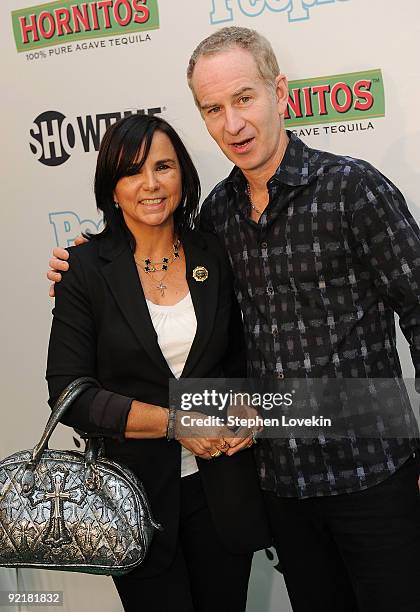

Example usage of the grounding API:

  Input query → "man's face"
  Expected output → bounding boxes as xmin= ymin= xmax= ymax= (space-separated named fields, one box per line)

xmin=191 ymin=46 xmax=288 ymax=176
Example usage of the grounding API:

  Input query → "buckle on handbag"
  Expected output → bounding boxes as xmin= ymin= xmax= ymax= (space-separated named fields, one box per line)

xmin=21 ymin=461 xmax=36 ymax=495
xmin=84 ymin=464 xmax=101 ymax=491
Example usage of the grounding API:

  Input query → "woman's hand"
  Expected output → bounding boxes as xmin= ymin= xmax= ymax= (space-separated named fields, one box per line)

xmin=176 ymin=406 xmax=260 ymax=458
xmin=175 ymin=411 xmax=234 ymax=458
xmin=222 ymin=404 xmax=262 ymax=456
xmin=178 ymin=437 xmax=230 ymax=460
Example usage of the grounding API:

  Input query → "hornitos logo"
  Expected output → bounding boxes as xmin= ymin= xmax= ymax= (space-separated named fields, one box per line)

xmin=12 ymin=0 xmax=159 ymax=52
xmin=285 ymin=69 xmax=385 ymax=129
xmin=30 ymin=107 xmax=163 ymax=166
xmin=210 ymin=0 xmax=350 ymax=24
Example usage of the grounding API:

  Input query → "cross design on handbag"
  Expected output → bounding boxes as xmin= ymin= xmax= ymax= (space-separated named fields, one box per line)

xmin=29 ymin=469 xmax=85 ymax=548
xmin=106 ymin=477 xmax=122 ymax=499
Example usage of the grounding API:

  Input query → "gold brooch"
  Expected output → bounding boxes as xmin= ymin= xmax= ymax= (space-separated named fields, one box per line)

xmin=192 ymin=266 xmax=208 ymax=282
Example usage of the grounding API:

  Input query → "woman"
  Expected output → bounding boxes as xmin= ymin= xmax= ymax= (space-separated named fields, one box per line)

xmin=46 ymin=114 xmax=270 ymax=612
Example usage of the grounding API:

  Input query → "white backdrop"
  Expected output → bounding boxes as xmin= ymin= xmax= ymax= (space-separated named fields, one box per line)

xmin=1 ymin=1 xmax=420 ymax=610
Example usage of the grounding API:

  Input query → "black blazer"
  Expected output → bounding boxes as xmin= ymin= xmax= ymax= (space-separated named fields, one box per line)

xmin=46 ymin=228 xmax=270 ymax=576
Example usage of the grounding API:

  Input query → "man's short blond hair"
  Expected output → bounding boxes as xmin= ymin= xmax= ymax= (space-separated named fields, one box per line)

xmin=187 ymin=26 xmax=281 ymax=105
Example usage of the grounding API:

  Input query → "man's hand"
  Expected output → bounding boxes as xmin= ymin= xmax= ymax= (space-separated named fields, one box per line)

xmin=47 ymin=235 xmax=87 ymax=296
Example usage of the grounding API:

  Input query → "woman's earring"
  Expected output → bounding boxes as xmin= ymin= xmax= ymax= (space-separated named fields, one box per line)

xmin=114 ymin=201 xmax=119 ymax=209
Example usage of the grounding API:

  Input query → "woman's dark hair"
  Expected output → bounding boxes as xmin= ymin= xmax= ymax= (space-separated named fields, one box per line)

xmin=93 ymin=114 xmax=201 ymax=247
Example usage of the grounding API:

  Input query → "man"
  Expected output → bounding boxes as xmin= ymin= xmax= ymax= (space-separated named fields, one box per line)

xmin=48 ymin=27 xmax=420 ymax=612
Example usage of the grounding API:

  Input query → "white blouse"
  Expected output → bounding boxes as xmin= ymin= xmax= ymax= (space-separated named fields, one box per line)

xmin=146 ymin=293 xmax=198 ymax=478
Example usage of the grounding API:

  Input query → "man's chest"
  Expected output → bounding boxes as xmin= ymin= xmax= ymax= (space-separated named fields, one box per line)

xmin=217 ymin=203 xmax=358 ymax=292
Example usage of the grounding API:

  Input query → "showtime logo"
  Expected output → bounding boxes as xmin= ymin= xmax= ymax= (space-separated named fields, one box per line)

xmin=30 ymin=107 xmax=163 ymax=166
xmin=210 ymin=0 xmax=350 ymax=24
xmin=12 ymin=0 xmax=159 ymax=52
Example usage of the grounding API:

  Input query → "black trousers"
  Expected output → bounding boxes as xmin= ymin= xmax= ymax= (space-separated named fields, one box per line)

xmin=113 ymin=472 xmax=253 ymax=612
xmin=264 ymin=454 xmax=420 ymax=612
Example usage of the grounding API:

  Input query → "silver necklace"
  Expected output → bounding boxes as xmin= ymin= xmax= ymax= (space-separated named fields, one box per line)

xmin=246 ymin=183 xmax=261 ymax=215
xmin=134 ymin=240 xmax=181 ymax=297
xmin=134 ymin=239 xmax=180 ymax=272
xmin=153 ymin=276 xmax=168 ymax=297
xmin=137 ymin=267 xmax=169 ymax=297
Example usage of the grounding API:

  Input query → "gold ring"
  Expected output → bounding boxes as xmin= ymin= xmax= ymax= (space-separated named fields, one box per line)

xmin=210 ymin=450 xmax=222 ymax=458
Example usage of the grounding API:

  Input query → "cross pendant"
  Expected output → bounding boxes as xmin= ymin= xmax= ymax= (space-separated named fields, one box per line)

xmin=157 ymin=281 xmax=167 ymax=297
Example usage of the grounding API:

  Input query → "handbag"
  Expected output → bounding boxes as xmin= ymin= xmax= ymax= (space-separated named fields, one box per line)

xmin=0 ymin=377 xmax=162 ymax=576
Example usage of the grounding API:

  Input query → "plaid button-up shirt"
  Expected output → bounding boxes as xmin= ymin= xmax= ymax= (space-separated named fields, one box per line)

xmin=199 ymin=131 xmax=420 ymax=498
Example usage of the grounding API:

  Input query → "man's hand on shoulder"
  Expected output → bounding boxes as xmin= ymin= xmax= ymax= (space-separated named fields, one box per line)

xmin=47 ymin=235 xmax=87 ymax=297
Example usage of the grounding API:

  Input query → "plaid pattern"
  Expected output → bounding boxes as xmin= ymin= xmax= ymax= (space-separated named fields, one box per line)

xmin=199 ymin=131 xmax=420 ymax=498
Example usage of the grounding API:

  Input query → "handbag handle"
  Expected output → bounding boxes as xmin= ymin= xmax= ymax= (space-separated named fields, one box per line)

xmin=22 ymin=377 xmax=99 ymax=494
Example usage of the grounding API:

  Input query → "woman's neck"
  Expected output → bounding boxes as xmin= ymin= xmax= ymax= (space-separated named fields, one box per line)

xmin=132 ymin=223 xmax=177 ymax=259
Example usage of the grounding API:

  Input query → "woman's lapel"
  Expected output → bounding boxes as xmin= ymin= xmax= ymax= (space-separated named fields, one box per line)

xmin=97 ymin=230 xmax=219 ymax=380
xmin=99 ymin=237 xmax=174 ymax=378
xmin=181 ymin=232 xmax=219 ymax=378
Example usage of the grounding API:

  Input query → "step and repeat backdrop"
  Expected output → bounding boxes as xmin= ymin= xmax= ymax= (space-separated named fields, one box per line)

xmin=1 ymin=1 xmax=420 ymax=610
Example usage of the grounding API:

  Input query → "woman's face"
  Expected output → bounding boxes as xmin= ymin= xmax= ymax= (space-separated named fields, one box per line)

xmin=114 ymin=130 xmax=183 ymax=233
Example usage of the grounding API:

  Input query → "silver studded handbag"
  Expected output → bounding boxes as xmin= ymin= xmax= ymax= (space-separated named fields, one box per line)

xmin=0 ymin=377 xmax=162 ymax=576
